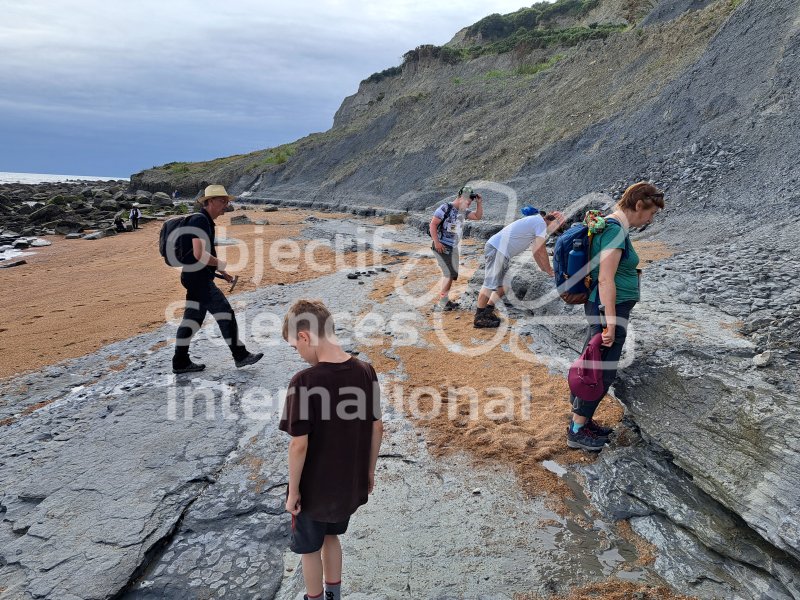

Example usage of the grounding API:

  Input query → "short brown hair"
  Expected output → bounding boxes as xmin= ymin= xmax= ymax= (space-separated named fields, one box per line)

xmin=282 ymin=299 xmax=335 ymax=341
xmin=617 ymin=182 xmax=665 ymax=212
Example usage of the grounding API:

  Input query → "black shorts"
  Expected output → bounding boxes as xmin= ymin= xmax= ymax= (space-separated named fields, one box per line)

xmin=290 ymin=511 xmax=350 ymax=554
xmin=432 ymin=242 xmax=459 ymax=280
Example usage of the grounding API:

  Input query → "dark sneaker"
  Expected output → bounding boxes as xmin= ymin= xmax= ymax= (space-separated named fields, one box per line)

xmin=172 ymin=361 xmax=206 ymax=374
xmin=566 ymin=424 xmax=607 ymax=452
xmin=235 ymin=352 xmax=264 ymax=368
xmin=442 ymin=300 xmax=460 ymax=311
xmin=585 ymin=419 xmax=613 ymax=439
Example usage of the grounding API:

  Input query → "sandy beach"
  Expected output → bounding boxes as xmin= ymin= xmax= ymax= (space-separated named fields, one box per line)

xmin=0 ymin=208 xmax=359 ymax=379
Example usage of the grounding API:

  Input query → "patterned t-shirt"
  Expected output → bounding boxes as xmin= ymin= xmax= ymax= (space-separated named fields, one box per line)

xmin=433 ymin=203 xmax=473 ymax=247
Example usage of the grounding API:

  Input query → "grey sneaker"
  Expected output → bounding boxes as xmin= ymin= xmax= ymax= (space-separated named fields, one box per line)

xmin=566 ymin=424 xmax=606 ymax=452
xmin=235 ymin=352 xmax=264 ymax=368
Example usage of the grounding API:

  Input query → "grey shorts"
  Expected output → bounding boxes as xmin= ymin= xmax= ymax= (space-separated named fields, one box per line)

xmin=482 ymin=243 xmax=510 ymax=290
xmin=432 ymin=242 xmax=459 ymax=280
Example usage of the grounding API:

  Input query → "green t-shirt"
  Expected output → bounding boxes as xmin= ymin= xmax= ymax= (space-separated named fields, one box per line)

xmin=588 ymin=221 xmax=640 ymax=303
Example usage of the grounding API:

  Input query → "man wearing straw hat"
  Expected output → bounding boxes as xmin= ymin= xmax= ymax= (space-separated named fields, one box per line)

xmin=172 ymin=184 xmax=263 ymax=374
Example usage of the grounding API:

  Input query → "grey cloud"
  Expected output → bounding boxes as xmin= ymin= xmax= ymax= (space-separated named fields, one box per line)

xmin=1 ymin=0 xmax=531 ymax=173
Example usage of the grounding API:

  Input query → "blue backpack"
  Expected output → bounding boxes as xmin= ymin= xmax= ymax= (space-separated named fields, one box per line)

xmin=553 ymin=215 xmax=628 ymax=304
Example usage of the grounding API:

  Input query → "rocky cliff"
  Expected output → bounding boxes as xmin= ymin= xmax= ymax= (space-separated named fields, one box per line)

xmin=130 ymin=0 xmax=800 ymax=597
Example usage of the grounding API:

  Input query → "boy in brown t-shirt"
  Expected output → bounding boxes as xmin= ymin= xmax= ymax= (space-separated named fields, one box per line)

xmin=279 ymin=299 xmax=383 ymax=600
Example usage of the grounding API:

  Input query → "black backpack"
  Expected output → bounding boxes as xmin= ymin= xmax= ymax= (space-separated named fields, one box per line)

xmin=158 ymin=215 xmax=205 ymax=267
xmin=427 ymin=203 xmax=454 ymax=238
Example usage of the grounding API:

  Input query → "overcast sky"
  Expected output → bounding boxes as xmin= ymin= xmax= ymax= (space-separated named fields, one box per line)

xmin=1 ymin=0 xmax=532 ymax=177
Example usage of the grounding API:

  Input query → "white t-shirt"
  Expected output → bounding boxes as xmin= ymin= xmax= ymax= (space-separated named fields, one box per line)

xmin=487 ymin=215 xmax=547 ymax=258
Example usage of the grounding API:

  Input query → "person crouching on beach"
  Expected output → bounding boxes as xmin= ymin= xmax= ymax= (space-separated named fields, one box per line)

xmin=429 ymin=185 xmax=483 ymax=310
xmin=474 ymin=208 xmax=565 ymax=328
xmin=171 ymin=184 xmax=263 ymax=374
xmin=280 ymin=299 xmax=383 ymax=600
xmin=567 ymin=182 xmax=664 ymax=451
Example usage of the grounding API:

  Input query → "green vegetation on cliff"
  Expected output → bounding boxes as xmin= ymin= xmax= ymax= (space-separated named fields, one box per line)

xmin=467 ymin=0 xmax=600 ymax=40
xmin=362 ymin=0 xmax=624 ymax=85
xmin=255 ymin=144 xmax=297 ymax=167
xmin=151 ymin=143 xmax=297 ymax=177
xmin=466 ymin=22 xmax=625 ymax=56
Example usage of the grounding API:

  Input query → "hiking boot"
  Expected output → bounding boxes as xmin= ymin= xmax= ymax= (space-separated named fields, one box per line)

xmin=474 ymin=314 xmax=501 ymax=328
xmin=172 ymin=360 xmax=206 ymax=375
xmin=585 ymin=419 xmax=613 ymax=439
xmin=235 ymin=351 xmax=264 ymax=368
xmin=566 ymin=424 xmax=607 ymax=452
xmin=484 ymin=305 xmax=500 ymax=319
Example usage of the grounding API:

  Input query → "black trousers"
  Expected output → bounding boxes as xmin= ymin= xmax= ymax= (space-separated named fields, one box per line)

xmin=570 ymin=299 xmax=637 ymax=418
xmin=173 ymin=275 xmax=247 ymax=364
xmin=131 ymin=216 xmax=139 ymax=229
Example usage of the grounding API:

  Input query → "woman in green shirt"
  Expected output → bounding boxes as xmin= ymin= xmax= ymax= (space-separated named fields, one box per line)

xmin=568 ymin=182 xmax=665 ymax=452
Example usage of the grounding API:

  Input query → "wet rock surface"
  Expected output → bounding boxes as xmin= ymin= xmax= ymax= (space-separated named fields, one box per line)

xmin=0 ymin=279 xmax=304 ymax=598
xmin=122 ymin=433 xmax=290 ymax=600
xmin=582 ymin=430 xmax=800 ymax=599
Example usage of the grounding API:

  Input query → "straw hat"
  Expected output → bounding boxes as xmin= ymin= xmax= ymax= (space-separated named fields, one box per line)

xmin=199 ymin=184 xmax=235 ymax=202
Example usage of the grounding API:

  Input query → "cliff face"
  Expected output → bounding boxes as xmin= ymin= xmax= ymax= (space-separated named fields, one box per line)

xmin=131 ymin=0 xmax=800 ymax=596
xmin=132 ymin=0 xmax=723 ymax=209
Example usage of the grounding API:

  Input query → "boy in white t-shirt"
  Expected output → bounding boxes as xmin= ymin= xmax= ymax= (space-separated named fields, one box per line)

xmin=474 ymin=210 xmax=564 ymax=328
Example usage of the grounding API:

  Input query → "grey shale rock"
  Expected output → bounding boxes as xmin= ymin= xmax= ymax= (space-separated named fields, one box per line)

xmin=0 ymin=259 xmax=27 ymax=269
xmin=230 ymin=214 xmax=253 ymax=225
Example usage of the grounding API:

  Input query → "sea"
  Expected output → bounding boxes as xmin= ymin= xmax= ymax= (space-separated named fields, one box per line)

xmin=0 ymin=171 xmax=129 ymax=185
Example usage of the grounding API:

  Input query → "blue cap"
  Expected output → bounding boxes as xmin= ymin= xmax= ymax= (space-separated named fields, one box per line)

xmin=521 ymin=205 xmax=538 ymax=216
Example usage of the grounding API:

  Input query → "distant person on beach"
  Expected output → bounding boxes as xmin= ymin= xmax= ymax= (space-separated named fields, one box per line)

xmin=171 ymin=184 xmax=263 ymax=374
xmin=566 ymin=182 xmax=664 ymax=451
xmin=280 ymin=299 xmax=383 ymax=600
xmin=129 ymin=204 xmax=141 ymax=230
xmin=474 ymin=209 xmax=565 ymax=328
xmin=172 ymin=189 xmax=179 ymax=200
xmin=114 ymin=214 xmax=126 ymax=233
xmin=429 ymin=185 xmax=483 ymax=310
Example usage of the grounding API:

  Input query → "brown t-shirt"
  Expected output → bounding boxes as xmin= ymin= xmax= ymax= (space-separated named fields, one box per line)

xmin=279 ymin=357 xmax=381 ymax=522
